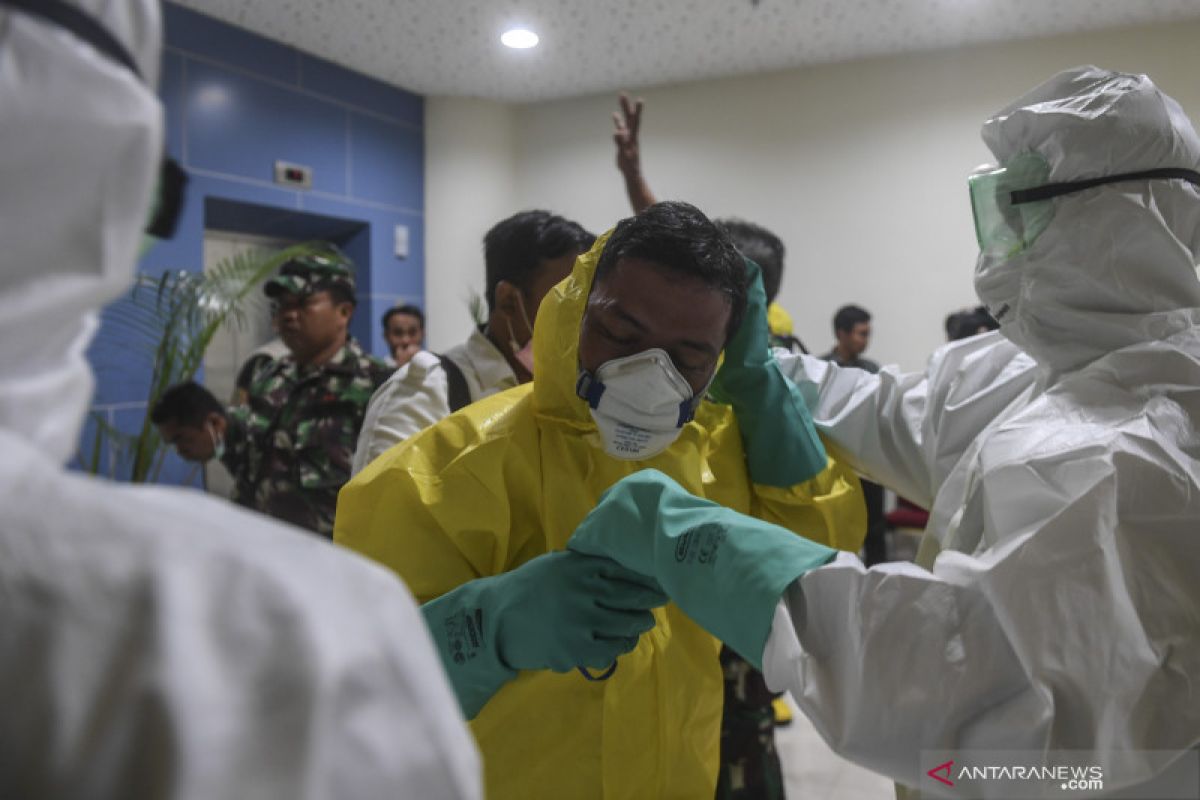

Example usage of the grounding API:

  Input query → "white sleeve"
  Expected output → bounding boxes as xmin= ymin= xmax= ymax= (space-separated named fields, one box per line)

xmin=775 ymin=335 xmax=1037 ymax=508
xmin=760 ymin=449 xmax=1200 ymax=792
xmin=353 ymin=351 xmax=451 ymax=475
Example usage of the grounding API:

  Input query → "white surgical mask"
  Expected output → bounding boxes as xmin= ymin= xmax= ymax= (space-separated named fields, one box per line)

xmin=576 ymin=348 xmax=705 ymax=460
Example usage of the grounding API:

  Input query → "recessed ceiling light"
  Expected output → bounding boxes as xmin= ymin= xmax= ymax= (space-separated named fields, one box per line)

xmin=501 ymin=28 xmax=539 ymax=49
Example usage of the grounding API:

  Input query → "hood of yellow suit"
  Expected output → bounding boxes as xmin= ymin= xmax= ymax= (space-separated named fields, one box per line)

xmin=530 ymin=230 xmax=612 ymax=430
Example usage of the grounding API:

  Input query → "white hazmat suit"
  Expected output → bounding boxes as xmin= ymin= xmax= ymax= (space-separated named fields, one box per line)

xmin=761 ymin=67 xmax=1200 ymax=795
xmin=0 ymin=2 xmax=480 ymax=797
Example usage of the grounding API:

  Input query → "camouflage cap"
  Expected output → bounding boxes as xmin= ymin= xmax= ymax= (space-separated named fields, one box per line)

xmin=265 ymin=247 xmax=357 ymax=299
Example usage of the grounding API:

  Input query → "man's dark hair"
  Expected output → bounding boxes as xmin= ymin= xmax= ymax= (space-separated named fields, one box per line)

xmin=716 ymin=218 xmax=785 ymax=304
xmin=484 ymin=210 xmax=596 ymax=311
xmin=150 ymin=381 xmax=224 ymax=427
xmin=596 ymin=201 xmax=748 ymax=343
xmin=833 ymin=304 xmax=872 ymax=334
xmin=945 ymin=305 xmax=999 ymax=341
xmin=382 ymin=303 xmax=425 ymax=331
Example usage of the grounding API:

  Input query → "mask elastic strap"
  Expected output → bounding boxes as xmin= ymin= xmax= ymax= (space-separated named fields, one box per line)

xmin=207 ymin=422 xmax=224 ymax=460
xmin=676 ymin=400 xmax=697 ymax=427
xmin=1011 ymin=167 xmax=1200 ymax=205
xmin=575 ymin=370 xmax=606 ymax=408
xmin=2 ymin=0 xmax=142 ymax=80
xmin=514 ymin=293 xmax=534 ymax=342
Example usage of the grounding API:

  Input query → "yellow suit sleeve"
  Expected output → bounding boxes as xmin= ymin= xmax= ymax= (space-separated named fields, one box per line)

xmin=334 ymin=409 xmax=543 ymax=603
xmin=751 ymin=444 xmax=868 ymax=554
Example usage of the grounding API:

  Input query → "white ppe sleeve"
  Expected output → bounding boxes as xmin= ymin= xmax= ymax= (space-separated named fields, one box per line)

xmin=761 ymin=449 xmax=1200 ymax=794
xmin=774 ymin=335 xmax=1037 ymax=509
xmin=352 ymin=350 xmax=451 ymax=475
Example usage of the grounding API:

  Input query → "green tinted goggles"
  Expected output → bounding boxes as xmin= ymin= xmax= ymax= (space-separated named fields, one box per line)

xmin=969 ymin=152 xmax=1200 ymax=259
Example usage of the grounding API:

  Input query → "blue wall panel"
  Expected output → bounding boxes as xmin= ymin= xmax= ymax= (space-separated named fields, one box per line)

xmin=83 ymin=2 xmax=425 ymax=485
xmin=186 ymin=62 xmax=349 ymax=194
xmin=162 ymin=3 xmax=298 ymax=84
xmin=300 ymin=55 xmax=423 ymax=126
xmin=161 ymin=50 xmax=185 ymax=159
xmin=349 ymin=112 xmax=424 ymax=210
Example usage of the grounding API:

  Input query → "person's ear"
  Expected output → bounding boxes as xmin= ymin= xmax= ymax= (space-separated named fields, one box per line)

xmin=205 ymin=412 xmax=227 ymax=437
xmin=337 ymin=301 xmax=354 ymax=324
xmin=494 ymin=280 xmax=522 ymax=316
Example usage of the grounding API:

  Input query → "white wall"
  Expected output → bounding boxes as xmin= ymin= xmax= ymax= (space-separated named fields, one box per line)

xmin=427 ymin=21 xmax=1200 ymax=370
xmin=423 ymin=97 xmax=517 ymax=350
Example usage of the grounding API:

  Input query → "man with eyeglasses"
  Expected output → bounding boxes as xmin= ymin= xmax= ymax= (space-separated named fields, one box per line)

xmin=154 ymin=249 xmax=393 ymax=536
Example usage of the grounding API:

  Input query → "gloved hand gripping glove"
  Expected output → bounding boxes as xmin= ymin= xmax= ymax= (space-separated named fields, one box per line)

xmin=709 ymin=257 xmax=827 ymax=486
xmin=568 ymin=469 xmax=836 ymax=670
xmin=421 ymin=551 xmax=667 ymax=719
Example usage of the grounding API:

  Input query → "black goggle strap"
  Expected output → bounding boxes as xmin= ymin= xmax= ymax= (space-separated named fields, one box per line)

xmin=2 ymin=0 xmax=142 ymax=81
xmin=146 ymin=158 xmax=188 ymax=239
xmin=1011 ymin=167 xmax=1200 ymax=205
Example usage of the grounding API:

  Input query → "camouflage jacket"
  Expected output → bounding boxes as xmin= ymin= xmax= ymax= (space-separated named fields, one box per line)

xmin=221 ymin=338 xmax=393 ymax=537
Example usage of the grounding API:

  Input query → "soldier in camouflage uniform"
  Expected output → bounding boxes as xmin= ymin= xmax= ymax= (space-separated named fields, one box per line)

xmin=154 ymin=249 xmax=392 ymax=537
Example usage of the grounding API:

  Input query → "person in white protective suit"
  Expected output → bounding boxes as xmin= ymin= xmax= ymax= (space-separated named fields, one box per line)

xmin=570 ymin=66 xmax=1200 ymax=797
xmin=0 ymin=2 xmax=483 ymax=796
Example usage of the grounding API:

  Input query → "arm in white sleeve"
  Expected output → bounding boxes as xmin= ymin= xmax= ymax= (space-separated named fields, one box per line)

xmin=352 ymin=351 xmax=451 ymax=475
xmin=759 ymin=450 xmax=1199 ymax=793
xmin=774 ymin=334 xmax=1038 ymax=508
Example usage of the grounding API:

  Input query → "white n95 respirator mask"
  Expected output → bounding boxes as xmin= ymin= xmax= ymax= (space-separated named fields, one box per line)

xmin=576 ymin=348 xmax=705 ymax=461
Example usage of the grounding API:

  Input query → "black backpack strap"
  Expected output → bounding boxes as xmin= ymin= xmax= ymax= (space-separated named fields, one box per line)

xmin=438 ymin=354 xmax=472 ymax=413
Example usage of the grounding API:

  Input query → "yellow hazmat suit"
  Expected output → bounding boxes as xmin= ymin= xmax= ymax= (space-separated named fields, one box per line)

xmin=335 ymin=234 xmax=865 ymax=799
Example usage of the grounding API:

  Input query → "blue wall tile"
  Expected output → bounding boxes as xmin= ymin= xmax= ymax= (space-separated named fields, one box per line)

xmin=349 ymin=112 xmax=424 ymax=210
xmin=161 ymin=51 xmax=185 ymax=159
xmin=185 ymin=61 xmax=348 ymax=193
xmin=300 ymin=55 xmax=423 ymax=126
xmin=163 ymin=3 xmax=298 ymax=85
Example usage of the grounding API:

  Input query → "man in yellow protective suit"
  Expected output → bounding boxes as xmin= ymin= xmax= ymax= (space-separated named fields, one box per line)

xmin=335 ymin=201 xmax=865 ymax=799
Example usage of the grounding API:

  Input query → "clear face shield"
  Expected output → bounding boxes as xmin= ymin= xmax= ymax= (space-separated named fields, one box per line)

xmin=969 ymin=151 xmax=1200 ymax=262
xmin=968 ymin=152 xmax=1055 ymax=261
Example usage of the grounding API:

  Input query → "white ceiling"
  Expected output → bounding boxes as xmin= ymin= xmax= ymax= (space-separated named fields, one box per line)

xmin=172 ymin=0 xmax=1200 ymax=102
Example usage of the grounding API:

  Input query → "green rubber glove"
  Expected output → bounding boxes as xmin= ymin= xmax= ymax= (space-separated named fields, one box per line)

xmin=710 ymin=257 xmax=827 ymax=486
xmin=421 ymin=551 xmax=668 ymax=719
xmin=568 ymin=469 xmax=836 ymax=670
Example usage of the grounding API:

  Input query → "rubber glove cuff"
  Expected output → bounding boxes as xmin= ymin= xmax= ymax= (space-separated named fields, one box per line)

xmin=570 ymin=469 xmax=837 ymax=669
xmin=421 ymin=579 xmax=517 ymax=720
xmin=714 ymin=358 xmax=828 ymax=487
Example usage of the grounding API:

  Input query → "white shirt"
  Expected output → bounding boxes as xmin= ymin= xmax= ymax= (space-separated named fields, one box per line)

xmin=352 ymin=327 xmax=518 ymax=474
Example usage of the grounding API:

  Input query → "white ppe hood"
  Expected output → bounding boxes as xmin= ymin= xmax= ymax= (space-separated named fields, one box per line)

xmin=975 ymin=66 xmax=1200 ymax=374
xmin=0 ymin=0 xmax=161 ymax=463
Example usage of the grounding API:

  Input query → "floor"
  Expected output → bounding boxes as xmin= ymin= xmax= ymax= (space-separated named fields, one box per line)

xmin=776 ymin=694 xmax=894 ymax=799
